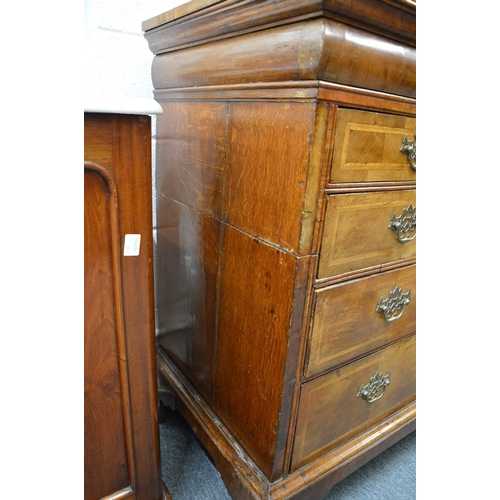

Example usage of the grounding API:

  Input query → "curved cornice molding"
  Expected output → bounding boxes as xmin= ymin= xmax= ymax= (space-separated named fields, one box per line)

xmin=151 ymin=18 xmax=415 ymax=98
xmin=143 ymin=0 xmax=415 ymax=53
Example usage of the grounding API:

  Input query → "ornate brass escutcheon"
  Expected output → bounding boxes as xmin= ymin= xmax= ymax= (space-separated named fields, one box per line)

xmin=388 ymin=203 xmax=416 ymax=244
xmin=376 ymin=286 xmax=411 ymax=322
xmin=400 ymin=135 xmax=416 ymax=171
xmin=357 ymin=371 xmax=391 ymax=403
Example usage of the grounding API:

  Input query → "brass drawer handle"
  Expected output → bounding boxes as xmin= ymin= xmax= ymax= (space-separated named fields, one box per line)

xmin=376 ymin=286 xmax=411 ymax=323
xmin=357 ymin=371 xmax=391 ymax=403
xmin=388 ymin=203 xmax=416 ymax=244
xmin=400 ymin=135 xmax=416 ymax=171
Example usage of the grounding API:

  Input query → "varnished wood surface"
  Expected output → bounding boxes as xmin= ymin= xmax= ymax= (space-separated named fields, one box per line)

xmin=153 ymin=81 xmax=416 ymax=119
xmin=157 ymin=348 xmax=415 ymax=500
xmin=225 ymin=102 xmax=316 ymax=254
xmin=318 ymin=190 xmax=416 ymax=278
xmin=156 ymin=100 xmax=327 ymax=256
xmin=330 ymin=108 xmax=417 ymax=183
xmin=151 ymin=18 xmax=415 ymax=98
xmin=84 ymin=168 xmax=130 ymax=499
xmin=143 ymin=0 xmax=415 ymax=50
xmin=318 ymin=82 xmax=416 ymax=116
xmin=215 ymin=224 xmax=298 ymax=478
xmin=84 ymin=113 xmax=163 ymax=500
xmin=146 ymin=0 xmax=416 ymax=497
xmin=143 ymin=0 xmax=223 ymax=30
xmin=275 ymin=404 xmax=415 ymax=499
xmin=155 ymin=198 xmax=220 ymax=406
xmin=306 ymin=264 xmax=416 ymax=377
xmin=292 ymin=335 xmax=416 ymax=471
xmin=155 ymin=101 xmax=227 ymax=219
xmin=157 ymin=348 xmax=270 ymax=500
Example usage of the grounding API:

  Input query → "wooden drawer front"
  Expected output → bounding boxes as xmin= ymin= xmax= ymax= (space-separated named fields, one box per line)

xmin=291 ymin=335 xmax=415 ymax=472
xmin=305 ymin=265 xmax=415 ymax=377
xmin=318 ymin=190 xmax=416 ymax=279
xmin=330 ymin=108 xmax=416 ymax=183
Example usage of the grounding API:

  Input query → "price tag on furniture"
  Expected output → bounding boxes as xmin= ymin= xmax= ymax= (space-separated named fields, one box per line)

xmin=124 ymin=234 xmax=141 ymax=256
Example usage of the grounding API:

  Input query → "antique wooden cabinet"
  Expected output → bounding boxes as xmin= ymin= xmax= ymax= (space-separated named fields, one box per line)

xmin=84 ymin=112 xmax=169 ymax=500
xmin=144 ymin=1 xmax=416 ymax=498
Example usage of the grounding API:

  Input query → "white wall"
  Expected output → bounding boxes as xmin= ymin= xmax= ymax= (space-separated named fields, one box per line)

xmin=84 ymin=0 xmax=188 ymax=101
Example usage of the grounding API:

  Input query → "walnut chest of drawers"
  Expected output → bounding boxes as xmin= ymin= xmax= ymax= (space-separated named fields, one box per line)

xmin=144 ymin=1 xmax=416 ymax=498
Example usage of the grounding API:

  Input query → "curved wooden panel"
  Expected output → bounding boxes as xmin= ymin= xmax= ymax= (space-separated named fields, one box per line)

xmin=151 ymin=18 xmax=415 ymax=98
xmin=143 ymin=0 xmax=415 ymax=51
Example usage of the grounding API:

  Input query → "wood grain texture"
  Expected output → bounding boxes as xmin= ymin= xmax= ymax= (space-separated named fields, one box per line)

xmin=330 ymin=108 xmax=417 ymax=183
xmin=84 ymin=113 xmax=163 ymax=500
xmin=306 ymin=264 xmax=416 ymax=377
xmin=153 ymin=82 xmax=416 ymax=118
xmin=215 ymin=225 xmax=298 ymax=479
xmin=150 ymin=18 xmax=415 ymax=98
xmin=157 ymin=349 xmax=270 ymax=500
xmin=320 ymin=20 xmax=415 ymax=98
xmin=273 ymin=403 xmax=415 ymax=499
xmin=155 ymin=101 xmax=227 ymax=219
xmin=155 ymin=197 xmax=220 ymax=406
xmin=318 ymin=190 xmax=416 ymax=278
xmin=84 ymin=168 xmax=130 ymax=499
xmin=158 ymin=347 xmax=415 ymax=500
xmin=224 ymin=102 xmax=316 ymax=254
xmin=151 ymin=21 xmax=307 ymax=89
xmin=144 ymin=0 xmax=415 ymax=50
xmin=145 ymin=0 xmax=416 ymax=496
xmin=318 ymin=82 xmax=416 ymax=117
xmin=143 ymin=0 xmax=224 ymax=31
xmin=291 ymin=334 xmax=416 ymax=471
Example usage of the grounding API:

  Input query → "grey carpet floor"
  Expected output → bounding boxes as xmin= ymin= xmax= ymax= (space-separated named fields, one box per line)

xmin=159 ymin=407 xmax=416 ymax=500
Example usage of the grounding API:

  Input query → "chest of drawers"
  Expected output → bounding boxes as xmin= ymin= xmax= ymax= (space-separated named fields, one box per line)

xmin=144 ymin=1 xmax=416 ymax=498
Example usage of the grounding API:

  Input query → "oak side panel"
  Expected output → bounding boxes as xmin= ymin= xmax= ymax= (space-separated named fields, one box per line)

xmin=155 ymin=197 xmax=220 ymax=406
xmin=84 ymin=169 xmax=130 ymax=499
xmin=318 ymin=190 xmax=416 ymax=278
xmin=215 ymin=225 xmax=298 ymax=479
xmin=155 ymin=101 xmax=227 ymax=219
xmin=224 ymin=102 xmax=316 ymax=254
xmin=291 ymin=334 xmax=416 ymax=471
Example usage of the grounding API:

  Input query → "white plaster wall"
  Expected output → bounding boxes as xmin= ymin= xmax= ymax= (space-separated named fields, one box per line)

xmin=84 ymin=0 xmax=188 ymax=101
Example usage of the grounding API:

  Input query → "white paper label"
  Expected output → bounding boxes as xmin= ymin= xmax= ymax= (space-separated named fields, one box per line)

xmin=124 ymin=234 xmax=141 ymax=256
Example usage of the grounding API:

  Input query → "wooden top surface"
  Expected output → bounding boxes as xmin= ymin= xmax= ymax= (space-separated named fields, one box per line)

xmin=142 ymin=0 xmax=416 ymax=32
xmin=143 ymin=0 xmax=224 ymax=31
